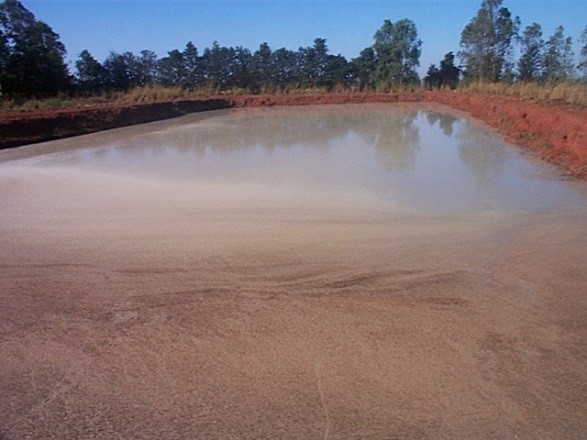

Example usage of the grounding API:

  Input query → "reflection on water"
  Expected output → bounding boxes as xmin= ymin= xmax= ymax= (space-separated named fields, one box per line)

xmin=426 ymin=112 xmax=457 ymax=137
xmin=1 ymin=104 xmax=585 ymax=215
xmin=457 ymin=122 xmax=507 ymax=185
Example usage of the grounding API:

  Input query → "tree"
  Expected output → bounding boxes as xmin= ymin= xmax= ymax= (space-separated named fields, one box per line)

xmin=0 ymin=26 xmax=8 ymax=95
xmin=182 ymin=42 xmax=202 ymax=88
xmin=137 ymin=49 xmax=158 ymax=86
xmin=202 ymin=42 xmax=235 ymax=89
xmin=252 ymin=42 xmax=273 ymax=90
xmin=271 ymin=47 xmax=299 ymax=90
xmin=298 ymin=38 xmax=330 ymax=87
xmin=439 ymin=52 xmax=460 ymax=88
xmin=103 ymin=51 xmax=142 ymax=90
xmin=0 ymin=0 xmax=70 ymax=96
xmin=158 ymin=49 xmax=185 ymax=87
xmin=351 ymin=47 xmax=376 ymax=90
xmin=543 ymin=26 xmax=574 ymax=82
xmin=322 ymin=54 xmax=351 ymax=89
xmin=75 ymin=49 xmax=107 ymax=92
xmin=232 ymin=46 xmax=253 ymax=89
xmin=372 ymin=19 xmax=422 ymax=87
xmin=0 ymin=25 xmax=7 ymax=68
xmin=423 ymin=52 xmax=460 ymax=89
xmin=459 ymin=0 xmax=519 ymax=82
xmin=518 ymin=23 xmax=544 ymax=81
xmin=579 ymin=26 xmax=587 ymax=82
xmin=424 ymin=64 xmax=441 ymax=89
xmin=424 ymin=52 xmax=460 ymax=89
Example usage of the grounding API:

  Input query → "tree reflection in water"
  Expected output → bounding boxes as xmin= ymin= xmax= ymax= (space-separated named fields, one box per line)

xmin=74 ymin=105 xmax=422 ymax=174
xmin=426 ymin=112 xmax=457 ymax=137
xmin=456 ymin=120 xmax=507 ymax=185
xmin=355 ymin=109 xmax=420 ymax=171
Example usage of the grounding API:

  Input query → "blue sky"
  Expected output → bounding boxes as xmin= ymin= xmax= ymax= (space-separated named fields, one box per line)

xmin=25 ymin=0 xmax=587 ymax=76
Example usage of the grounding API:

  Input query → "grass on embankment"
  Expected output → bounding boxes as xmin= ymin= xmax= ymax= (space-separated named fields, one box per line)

xmin=1 ymin=81 xmax=586 ymax=112
xmin=0 ymin=84 xmax=340 ymax=112
xmin=0 ymin=86 xmax=213 ymax=112
xmin=457 ymin=81 xmax=587 ymax=108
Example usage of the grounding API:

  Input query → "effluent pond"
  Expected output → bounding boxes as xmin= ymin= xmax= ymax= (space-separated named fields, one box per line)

xmin=1 ymin=104 xmax=585 ymax=220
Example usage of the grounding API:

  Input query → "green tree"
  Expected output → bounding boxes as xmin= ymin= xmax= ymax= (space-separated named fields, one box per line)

xmin=298 ymin=38 xmax=330 ymax=87
xmin=439 ymin=52 xmax=460 ymax=88
xmin=158 ymin=49 xmax=185 ymax=87
xmin=424 ymin=64 xmax=441 ymax=89
xmin=0 ymin=25 xmax=7 ymax=68
xmin=137 ymin=49 xmax=158 ymax=86
xmin=459 ymin=0 xmax=519 ymax=82
xmin=103 ymin=51 xmax=142 ymax=90
xmin=252 ymin=42 xmax=273 ymax=90
xmin=202 ymin=42 xmax=235 ymax=89
xmin=182 ymin=42 xmax=202 ymax=88
xmin=0 ymin=22 xmax=12 ymax=95
xmin=518 ymin=23 xmax=544 ymax=81
xmin=322 ymin=54 xmax=351 ymax=90
xmin=0 ymin=0 xmax=70 ymax=96
xmin=372 ymin=19 xmax=422 ymax=87
xmin=271 ymin=47 xmax=299 ymax=90
xmin=543 ymin=26 xmax=574 ymax=82
xmin=232 ymin=46 xmax=253 ymax=89
xmin=424 ymin=52 xmax=460 ymax=89
xmin=579 ymin=25 xmax=587 ymax=81
xmin=75 ymin=49 xmax=107 ymax=92
xmin=351 ymin=47 xmax=376 ymax=90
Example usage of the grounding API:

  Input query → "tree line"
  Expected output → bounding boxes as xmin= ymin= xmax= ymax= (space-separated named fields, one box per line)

xmin=456 ymin=0 xmax=585 ymax=84
xmin=0 ymin=0 xmax=586 ymax=98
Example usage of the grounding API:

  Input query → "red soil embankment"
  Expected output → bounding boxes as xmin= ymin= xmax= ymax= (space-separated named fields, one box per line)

xmin=0 ymin=98 xmax=231 ymax=149
xmin=425 ymin=92 xmax=587 ymax=180
xmin=1 ymin=92 xmax=585 ymax=179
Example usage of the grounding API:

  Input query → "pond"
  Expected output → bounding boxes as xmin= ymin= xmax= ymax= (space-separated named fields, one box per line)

xmin=1 ymin=104 xmax=584 ymax=221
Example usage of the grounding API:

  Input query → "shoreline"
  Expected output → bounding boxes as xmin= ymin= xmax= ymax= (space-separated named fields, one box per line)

xmin=0 ymin=91 xmax=585 ymax=179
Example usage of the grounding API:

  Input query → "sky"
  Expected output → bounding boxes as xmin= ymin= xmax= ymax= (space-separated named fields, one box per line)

xmin=24 ymin=0 xmax=587 ymax=77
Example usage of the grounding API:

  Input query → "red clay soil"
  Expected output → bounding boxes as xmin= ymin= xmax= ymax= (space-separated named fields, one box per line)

xmin=1 ymin=91 xmax=586 ymax=179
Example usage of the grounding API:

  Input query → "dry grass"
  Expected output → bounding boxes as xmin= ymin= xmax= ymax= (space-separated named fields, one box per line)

xmin=2 ymin=81 xmax=587 ymax=112
xmin=108 ymin=85 xmax=211 ymax=103
xmin=0 ymin=86 xmax=219 ymax=112
xmin=0 ymin=93 xmax=80 ymax=111
xmin=458 ymin=81 xmax=587 ymax=108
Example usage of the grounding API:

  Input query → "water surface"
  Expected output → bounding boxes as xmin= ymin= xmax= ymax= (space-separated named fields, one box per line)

xmin=1 ymin=104 xmax=585 ymax=217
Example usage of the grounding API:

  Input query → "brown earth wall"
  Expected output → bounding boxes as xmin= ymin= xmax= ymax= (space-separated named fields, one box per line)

xmin=0 ymin=92 xmax=585 ymax=179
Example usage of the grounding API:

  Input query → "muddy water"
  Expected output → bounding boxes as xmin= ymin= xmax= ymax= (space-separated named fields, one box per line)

xmin=1 ymin=104 xmax=586 ymax=439
xmin=1 ymin=104 xmax=584 ymax=216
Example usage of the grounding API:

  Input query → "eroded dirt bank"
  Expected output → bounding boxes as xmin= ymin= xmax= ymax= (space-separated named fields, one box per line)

xmin=1 ymin=91 xmax=586 ymax=179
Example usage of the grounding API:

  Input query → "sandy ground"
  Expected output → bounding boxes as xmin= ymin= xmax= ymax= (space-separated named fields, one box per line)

xmin=1 ymin=159 xmax=586 ymax=439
